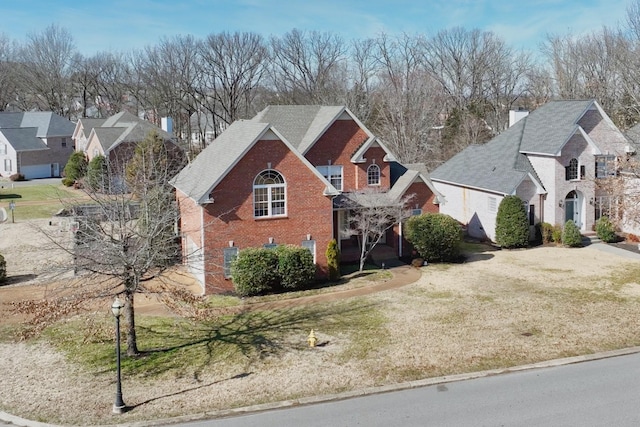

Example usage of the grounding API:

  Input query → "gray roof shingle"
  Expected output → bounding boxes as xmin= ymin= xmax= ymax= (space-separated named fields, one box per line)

xmin=0 ymin=112 xmax=75 ymax=137
xmin=171 ymin=120 xmax=339 ymax=204
xmin=431 ymin=118 xmax=540 ymax=195
xmin=0 ymin=128 xmax=48 ymax=151
xmin=251 ymin=105 xmax=347 ymax=153
xmin=520 ymin=100 xmax=594 ymax=155
xmin=431 ymin=100 xmax=601 ymax=195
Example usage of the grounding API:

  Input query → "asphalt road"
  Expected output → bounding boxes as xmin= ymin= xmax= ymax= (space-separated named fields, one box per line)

xmin=178 ymin=351 xmax=640 ymax=427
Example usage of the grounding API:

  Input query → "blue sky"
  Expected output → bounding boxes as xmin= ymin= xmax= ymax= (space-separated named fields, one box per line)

xmin=0 ymin=0 xmax=633 ymax=55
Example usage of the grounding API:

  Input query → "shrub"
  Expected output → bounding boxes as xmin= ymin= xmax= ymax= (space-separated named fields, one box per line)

xmin=62 ymin=151 xmax=88 ymax=187
xmin=595 ymin=216 xmax=617 ymax=243
xmin=9 ymin=173 xmax=25 ymax=181
xmin=405 ymin=213 xmax=462 ymax=262
xmin=540 ymin=222 xmax=554 ymax=244
xmin=562 ymin=220 xmax=583 ymax=247
xmin=231 ymin=248 xmax=279 ymax=297
xmin=275 ymin=245 xmax=316 ymax=290
xmin=495 ymin=195 xmax=529 ymax=248
xmin=551 ymin=224 xmax=563 ymax=244
xmin=326 ymin=239 xmax=340 ymax=281
xmin=86 ymin=155 xmax=108 ymax=192
xmin=0 ymin=253 xmax=5 ymax=283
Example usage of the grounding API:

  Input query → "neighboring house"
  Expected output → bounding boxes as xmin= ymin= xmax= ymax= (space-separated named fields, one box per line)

xmin=0 ymin=112 xmax=75 ymax=179
xmin=72 ymin=111 xmax=177 ymax=163
xmin=431 ymin=99 xmax=632 ymax=242
xmin=171 ymin=105 xmax=441 ymax=294
xmin=188 ymin=112 xmax=220 ymax=148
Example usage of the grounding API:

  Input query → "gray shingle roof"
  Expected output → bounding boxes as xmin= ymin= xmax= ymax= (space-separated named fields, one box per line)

xmin=251 ymin=105 xmax=347 ymax=154
xmin=520 ymin=100 xmax=594 ymax=155
xmin=431 ymin=118 xmax=541 ymax=195
xmin=171 ymin=120 xmax=339 ymax=204
xmin=88 ymin=111 xmax=173 ymax=153
xmin=0 ymin=128 xmax=48 ymax=151
xmin=0 ymin=112 xmax=75 ymax=137
xmin=431 ymin=100 xmax=601 ymax=195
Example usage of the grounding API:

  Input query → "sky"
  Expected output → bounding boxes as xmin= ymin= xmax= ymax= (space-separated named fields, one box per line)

xmin=0 ymin=0 xmax=634 ymax=55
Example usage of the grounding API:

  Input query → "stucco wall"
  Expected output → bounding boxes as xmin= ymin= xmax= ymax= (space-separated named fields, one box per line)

xmin=434 ymin=181 xmax=503 ymax=241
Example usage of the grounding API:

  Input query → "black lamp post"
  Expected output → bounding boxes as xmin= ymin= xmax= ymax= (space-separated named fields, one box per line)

xmin=111 ymin=297 xmax=126 ymax=414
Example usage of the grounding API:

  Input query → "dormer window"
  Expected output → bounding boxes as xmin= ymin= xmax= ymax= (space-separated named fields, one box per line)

xmin=367 ymin=163 xmax=380 ymax=186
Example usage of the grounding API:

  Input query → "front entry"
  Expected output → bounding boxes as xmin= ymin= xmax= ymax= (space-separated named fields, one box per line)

xmin=564 ymin=190 xmax=583 ymax=229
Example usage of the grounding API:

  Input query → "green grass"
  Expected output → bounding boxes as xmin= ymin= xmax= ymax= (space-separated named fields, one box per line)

xmin=0 ymin=183 xmax=82 ymax=220
xmin=41 ymin=299 xmax=385 ymax=379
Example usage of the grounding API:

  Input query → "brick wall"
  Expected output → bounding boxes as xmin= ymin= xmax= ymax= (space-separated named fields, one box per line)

xmin=355 ymin=146 xmax=391 ymax=190
xmin=201 ymin=138 xmax=334 ymax=294
xmin=304 ymin=119 xmax=370 ymax=191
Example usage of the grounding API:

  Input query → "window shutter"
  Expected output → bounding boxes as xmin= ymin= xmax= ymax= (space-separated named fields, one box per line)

xmin=580 ymin=165 xmax=585 ymax=180
xmin=565 ymin=166 xmax=570 ymax=181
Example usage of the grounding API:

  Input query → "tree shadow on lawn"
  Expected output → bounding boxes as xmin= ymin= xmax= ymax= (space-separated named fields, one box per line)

xmin=0 ymin=274 xmax=38 ymax=286
xmin=119 ymin=300 xmax=377 ymax=379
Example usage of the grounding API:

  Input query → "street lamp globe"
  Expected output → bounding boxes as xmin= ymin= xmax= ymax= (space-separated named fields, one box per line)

xmin=111 ymin=297 xmax=124 ymax=318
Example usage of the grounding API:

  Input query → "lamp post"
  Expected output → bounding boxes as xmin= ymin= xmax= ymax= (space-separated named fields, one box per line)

xmin=111 ymin=297 xmax=126 ymax=414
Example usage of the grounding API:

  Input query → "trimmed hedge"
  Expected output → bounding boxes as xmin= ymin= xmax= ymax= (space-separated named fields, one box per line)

xmin=562 ymin=220 xmax=583 ymax=247
xmin=405 ymin=213 xmax=462 ymax=262
xmin=62 ymin=151 xmax=87 ymax=187
xmin=595 ymin=216 xmax=617 ymax=243
xmin=495 ymin=195 xmax=529 ymax=248
xmin=231 ymin=245 xmax=316 ymax=296
xmin=275 ymin=245 xmax=316 ymax=289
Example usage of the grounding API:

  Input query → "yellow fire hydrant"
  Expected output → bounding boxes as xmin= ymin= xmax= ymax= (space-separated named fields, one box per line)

xmin=307 ymin=329 xmax=318 ymax=348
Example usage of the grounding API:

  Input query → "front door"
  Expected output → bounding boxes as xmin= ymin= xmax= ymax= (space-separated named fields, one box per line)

xmin=564 ymin=190 xmax=582 ymax=229
xmin=50 ymin=163 xmax=59 ymax=177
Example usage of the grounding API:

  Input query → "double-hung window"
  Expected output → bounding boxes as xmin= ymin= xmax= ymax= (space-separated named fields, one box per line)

xmin=318 ymin=165 xmax=343 ymax=191
xmin=253 ymin=170 xmax=286 ymax=218
xmin=595 ymin=155 xmax=616 ymax=178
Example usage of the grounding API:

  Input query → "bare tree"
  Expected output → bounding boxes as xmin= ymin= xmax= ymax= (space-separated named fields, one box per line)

xmin=341 ymin=189 xmax=413 ymax=272
xmin=268 ymin=29 xmax=347 ymax=104
xmin=198 ymin=31 xmax=268 ymax=127
xmin=21 ymin=134 xmax=181 ymax=355
xmin=0 ymin=33 xmax=19 ymax=111
xmin=369 ymin=33 xmax=446 ymax=168
xmin=17 ymin=24 xmax=79 ymax=117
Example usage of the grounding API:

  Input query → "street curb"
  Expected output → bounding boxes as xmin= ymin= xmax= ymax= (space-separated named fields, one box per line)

xmin=4 ymin=345 xmax=640 ymax=427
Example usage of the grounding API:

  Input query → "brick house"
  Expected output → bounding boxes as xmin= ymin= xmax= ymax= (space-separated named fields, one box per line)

xmin=431 ymin=99 xmax=632 ymax=242
xmin=171 ymin=106 xmax=441 ymax=294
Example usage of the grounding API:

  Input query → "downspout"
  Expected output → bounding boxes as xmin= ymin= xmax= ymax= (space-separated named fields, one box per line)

xmin=398 ymin=216 xmax=403 ymax=258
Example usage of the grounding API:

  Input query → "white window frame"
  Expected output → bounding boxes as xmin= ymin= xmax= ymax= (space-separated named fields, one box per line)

xmin=253 ymin=169 xmax=287 ymax=218
xmin=367 ymin=163 xmax=381 ymax=186
xmin=3 ymin=158 xmax=11 ymax=172
xmin=301 ymin=240 xmax=317 ymax=263
xmin=318 ymin=165 xmax=343 ymax=191
xmin=595 ymin=155 xmax=616 ymax=179
xmin=223 ymin=246 xmax=239 ymax=278
xmin=0 ymin=143 xmax=6 ymax=155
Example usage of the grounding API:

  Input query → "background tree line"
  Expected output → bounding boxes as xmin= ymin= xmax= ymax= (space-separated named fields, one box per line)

xmin=4 ymin=1 xmax=640 ymax=170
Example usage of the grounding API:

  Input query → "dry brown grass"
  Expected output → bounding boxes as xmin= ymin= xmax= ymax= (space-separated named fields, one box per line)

xmin=2 ymin=223 xmax=640 ymax=425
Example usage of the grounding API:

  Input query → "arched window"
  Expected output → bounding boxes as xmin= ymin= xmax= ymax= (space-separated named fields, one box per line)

xmin=253 ymin=170 xmax=286 ymax=218
xmin=367 ymin=163 xmax=380 ymax=186
xmin=566 ymin=158 xmax=578 ymax=180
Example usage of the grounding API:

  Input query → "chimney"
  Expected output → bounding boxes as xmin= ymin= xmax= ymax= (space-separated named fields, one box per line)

xmin=509 ymin=109 xmax=529 ymax=127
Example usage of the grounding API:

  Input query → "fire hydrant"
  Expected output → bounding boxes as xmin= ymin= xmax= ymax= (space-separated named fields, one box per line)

xmin=307 ymin=329 xmax=317 ymax=347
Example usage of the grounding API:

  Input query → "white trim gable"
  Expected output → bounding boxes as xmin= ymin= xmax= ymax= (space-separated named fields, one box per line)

xmin=351 ymin=137 xmax=397 ymax=163
xmin=554 ymin=126 xmax=602 ymax=156
xmin=197 ymin=126 xmax=339 ymax=205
